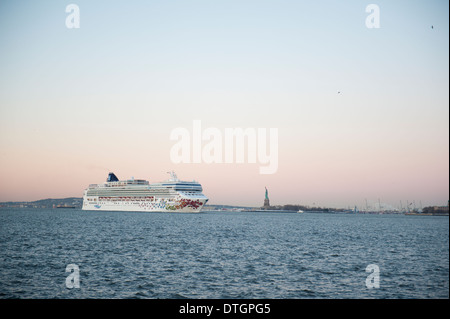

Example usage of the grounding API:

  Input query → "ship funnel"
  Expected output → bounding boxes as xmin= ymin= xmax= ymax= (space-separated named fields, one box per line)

xmin=107 ymin=172 xmax=119 ymax=182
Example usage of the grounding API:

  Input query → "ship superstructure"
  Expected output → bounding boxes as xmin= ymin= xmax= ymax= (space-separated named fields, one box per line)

xmin=82 ymin=171 xmax=208 ymax=213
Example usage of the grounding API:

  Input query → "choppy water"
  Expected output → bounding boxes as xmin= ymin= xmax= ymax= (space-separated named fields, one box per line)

xmin=0 ymin=208 xmax=448 ymax=299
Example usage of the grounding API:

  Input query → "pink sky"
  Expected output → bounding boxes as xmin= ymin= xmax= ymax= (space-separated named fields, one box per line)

xmin=0 ymin=1 xmax=448 ymax=208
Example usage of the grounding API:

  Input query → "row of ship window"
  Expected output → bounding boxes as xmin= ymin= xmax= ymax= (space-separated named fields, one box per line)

xmin=87 ymin=197 xmax=166 ymax=202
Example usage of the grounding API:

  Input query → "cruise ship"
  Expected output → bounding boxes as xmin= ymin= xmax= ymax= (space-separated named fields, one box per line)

xmin=82 ymin=171 xmax=208 ymax=213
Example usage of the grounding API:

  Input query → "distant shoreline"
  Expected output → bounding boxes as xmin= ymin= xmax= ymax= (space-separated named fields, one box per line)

xmin=0 ymin=197 xmax=448 ymax=216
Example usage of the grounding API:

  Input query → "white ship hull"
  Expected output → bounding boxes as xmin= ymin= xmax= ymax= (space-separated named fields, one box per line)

xmin=82 ymin=197 xmax=208 ymax=213
xmin=82 ymin=172 xmax=208 ymax=213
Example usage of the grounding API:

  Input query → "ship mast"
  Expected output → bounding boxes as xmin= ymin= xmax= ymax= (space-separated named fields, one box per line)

xmin=167 ymin=171 xmax=179 ymax=182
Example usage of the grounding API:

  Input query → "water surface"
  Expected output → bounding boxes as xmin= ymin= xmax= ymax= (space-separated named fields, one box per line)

xmin=0 ymin=208 xmax=448 ymax=298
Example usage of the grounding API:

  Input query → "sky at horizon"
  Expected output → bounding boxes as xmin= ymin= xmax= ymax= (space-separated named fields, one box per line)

xmin=0 ymin=0 xmax=448 ymax=208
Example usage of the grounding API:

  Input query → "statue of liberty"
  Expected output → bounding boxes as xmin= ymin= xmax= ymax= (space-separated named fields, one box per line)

xmin=263 ymin=187 xmax=270 ymax=208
